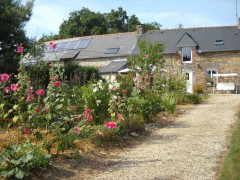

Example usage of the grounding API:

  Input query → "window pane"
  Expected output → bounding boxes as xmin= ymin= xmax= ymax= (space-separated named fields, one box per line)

xmin=182 ymin=48 xmax=191 ymax=62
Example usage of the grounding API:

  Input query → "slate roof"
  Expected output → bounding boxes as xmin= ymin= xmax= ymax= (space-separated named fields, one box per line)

xmin=23 ymin=32 xmax=138 ymax=65
xmin=100 ymin=60 xmax=127 ymax=73
xmin=132 ymin=26 xmax=240 ymax=54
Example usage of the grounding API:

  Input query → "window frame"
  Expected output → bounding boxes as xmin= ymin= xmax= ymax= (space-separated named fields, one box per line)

xmin=182 ymin=47 xmax=192 ymax=64
xmin=206 ymin=68 xmax=218 ymax=85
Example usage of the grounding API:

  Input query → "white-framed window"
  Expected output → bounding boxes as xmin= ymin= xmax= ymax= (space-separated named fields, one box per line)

xmin=182 ymin=47 xmax=192 ymax=63
xmin=206 ymin=68 xmax=217 ymax=85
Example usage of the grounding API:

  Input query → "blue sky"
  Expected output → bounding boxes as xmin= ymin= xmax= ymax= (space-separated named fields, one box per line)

xmin=23 ymin=0 xmax=238 ymax=38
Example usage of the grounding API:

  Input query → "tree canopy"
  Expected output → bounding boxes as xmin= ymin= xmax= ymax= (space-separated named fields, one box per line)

xmin=44 ymin=7 xmax=161 ymax=40
xmin=0 ymin=0 xmax=34 ymax=74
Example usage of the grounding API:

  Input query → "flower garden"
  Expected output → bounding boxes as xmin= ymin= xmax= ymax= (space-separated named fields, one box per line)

xmin=0 ymin=40 xmax=205 ymax=179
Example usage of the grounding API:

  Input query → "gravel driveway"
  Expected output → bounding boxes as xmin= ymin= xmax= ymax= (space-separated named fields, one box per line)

xmin=92 ymin=94 xmax=240 ymax=180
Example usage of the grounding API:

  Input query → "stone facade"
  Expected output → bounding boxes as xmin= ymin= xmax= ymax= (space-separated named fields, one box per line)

xmin=164 ymin=51 xmax=240 ymax=93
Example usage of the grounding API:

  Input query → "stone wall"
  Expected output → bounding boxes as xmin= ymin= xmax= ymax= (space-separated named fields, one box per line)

xmin=164 ymin=51 xmax=240 ymax=93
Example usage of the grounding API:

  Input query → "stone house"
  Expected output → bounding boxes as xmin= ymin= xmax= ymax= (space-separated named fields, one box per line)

xmin=24 ymin=24 xmax=240 ymax=93
xmin=24 ymin=32 xmax=138 ymax=82
xmin=133 ymin=25 xmax=240 ymax=93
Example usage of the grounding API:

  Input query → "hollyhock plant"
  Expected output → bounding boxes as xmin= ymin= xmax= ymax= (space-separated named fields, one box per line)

xmin=54 ymin=81 xmax=61 ymax=87
xmin=106 ymin=121 xmax=117 ymax=129
xmin=26 ymin=93 xmax=34 ymax=102
xmin=1 ymin=73 xmax=9 ymax=82
xmin=10 ymin=84 xmax=19 ymax=91
xmin=17 ymin=46 xmax=23 ymax=53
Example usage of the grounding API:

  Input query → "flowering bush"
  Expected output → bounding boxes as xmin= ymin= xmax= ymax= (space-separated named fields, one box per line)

xmin=81 ymin=80 xmax=110 ymax=125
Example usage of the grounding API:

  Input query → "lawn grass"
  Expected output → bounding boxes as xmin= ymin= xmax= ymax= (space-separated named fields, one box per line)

xmin=219 ymin=110 xmax=240 ymax=180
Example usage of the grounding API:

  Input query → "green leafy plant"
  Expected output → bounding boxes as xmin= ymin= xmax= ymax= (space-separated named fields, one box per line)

xmin=0 ymin=142 xmax=51 ymax=179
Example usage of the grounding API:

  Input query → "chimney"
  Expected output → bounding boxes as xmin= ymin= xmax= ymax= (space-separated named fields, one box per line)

xmin=136 ymin=24 xmax=145 ymax=35
xmin=238 ymin=17 xmax=240 ymax=29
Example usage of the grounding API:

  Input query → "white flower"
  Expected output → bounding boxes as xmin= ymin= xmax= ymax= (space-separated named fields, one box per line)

xmin=113 ymin=95 xmax=117 ymax=100
xmin=96 ymin=100 xmax=101 ymax=106
xmin=99 ymin=85 xmax=103 ymax=90
xmin=109 ymin=84 xmax=113 ymax=89
xmin=93 ymin=87 xmax=99 ymax=92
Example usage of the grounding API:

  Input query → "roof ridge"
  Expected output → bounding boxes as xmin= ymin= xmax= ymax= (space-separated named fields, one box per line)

xmin=148 ymin=25 xmax=238 ymax=32
xmin=47 ymin=31 xmax=137 ymax=43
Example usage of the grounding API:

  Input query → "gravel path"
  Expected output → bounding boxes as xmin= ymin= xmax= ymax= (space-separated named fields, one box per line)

xmin=92 ymin=94 xmax=240 ymax=180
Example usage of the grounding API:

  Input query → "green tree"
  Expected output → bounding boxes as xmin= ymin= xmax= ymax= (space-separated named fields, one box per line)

xmin=0 ymin=0 xmax=34 ymax=74
xmin=143 ymin=22 xmax=162 ymax=31
xmin=106 ymin=7 xmax=128 ymax=33
xmin=59 ymin=7 xmax=108 ymax=38
xmin=127 ymin=15 xmax=140 ymax=32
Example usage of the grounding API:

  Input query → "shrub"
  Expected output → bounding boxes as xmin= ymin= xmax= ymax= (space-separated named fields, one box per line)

xmin=193 ymin=84 xmax=205 ymax=94
xmin=161 ymin=92 xmax=177 ymax=114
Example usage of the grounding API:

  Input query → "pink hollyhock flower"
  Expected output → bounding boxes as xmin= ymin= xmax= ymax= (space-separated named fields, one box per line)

xmin=112 ymin=101 xmax=117 ymax=106
xmin=26 ymin=93 xmax=34 ymax=102
xmin=35 ymin=108 xmax=40 ymax=113
xmin=49 ymin=63 xmax=52 ymax=68
xmin=96 ymin=131 xmax=104 ymax=137
xmin=76 ymin=115 xmax=81 ymax=120
xmin=75 ymin=127 xmax=80 ymax=134
xmin=1 ymin=73 xmax=9 ymax=81
xmin=45 ymin=108 xmax=49 ymax=113
xmin=54 ymin=81 xmax=61 ymax=87
xmin=87 ymin=115 xmax=93 ymax=121
xmin=140 ymin=85 xmax=145 ymax=90
xmin=145 ymin=54 xmax=149 ymax=58
xmin=24 ymin=128 xmax=30 ymax=134
xmin=117 ymin=113 xmax=125 ymax=121
xmin=106 ymin=121 xmax=117 ymax=129
xmin=133 ymin=77 xmax=138 ymax=82
xmin=10 ymin=84 xmax=19 ymax=91
xmin=28 ymin=81 xmax=31 ymax=84
xmin=36 ymin=89 xmax=45 ymax=96
xmin=118 ymin=96 xmax=121 ymax=100
xmin=4 ymin=87 xmax=9 ymax=93
xmin=123 ymin=90 xmax=127 ymax=95
xmin=17 ymin=46 xmax=23 ymax=53
xmin=84 ymin=109 xmax=91 ymax=115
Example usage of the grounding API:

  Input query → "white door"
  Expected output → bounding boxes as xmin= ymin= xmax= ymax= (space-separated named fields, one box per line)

xmin=185 ymin=69 xmax=193 ymax=93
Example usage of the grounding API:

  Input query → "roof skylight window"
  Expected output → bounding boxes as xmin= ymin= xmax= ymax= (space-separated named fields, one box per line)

xmin=214 ymin=40 xmax=224 ymax=46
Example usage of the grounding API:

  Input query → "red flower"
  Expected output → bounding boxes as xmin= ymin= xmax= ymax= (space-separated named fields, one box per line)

xmin=123 ymin=90 xmax=127 ymax=95
xmin=4 ymin=87 xmax=9 ymax=93
xmin=75 ymin=127 xmax=80 ymax=134
xmin=54 ymin=81 xmax=61 ymax=87
xmin=10 ymin=84 xmax=19 ymax=91
xmin=49 ymin=41 xmax=57 ymax=49
xmin=1 ymin=73 xmax=9 ymax=81
xmin=36 ymin=89 xmax=45 ymax=96
xmin=87 ymin=115 xmax=93 ymax=121
xmin=17 ymin=46 xmax=23 ymax=53
xmin=106 ymin=121 xmax=117 ymax=129
xmin=24 ymin=128 xmax=30 ymax=134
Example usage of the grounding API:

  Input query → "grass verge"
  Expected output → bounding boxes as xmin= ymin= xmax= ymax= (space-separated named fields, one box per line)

xmin=219 ymin=110 xmax=240 ymax=180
